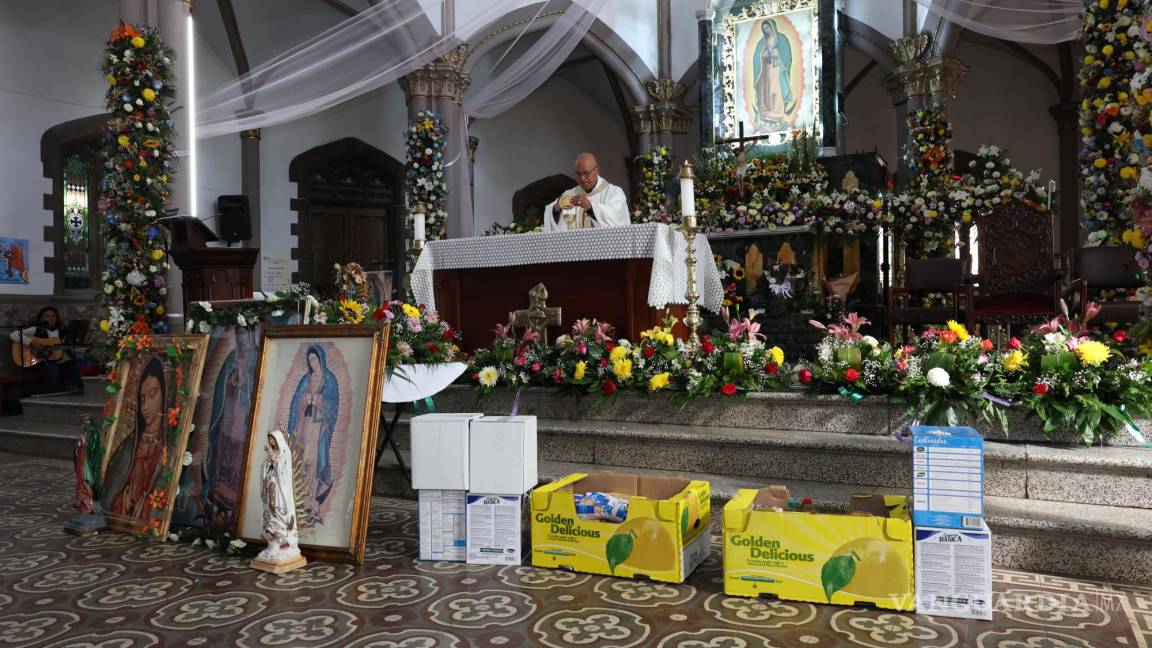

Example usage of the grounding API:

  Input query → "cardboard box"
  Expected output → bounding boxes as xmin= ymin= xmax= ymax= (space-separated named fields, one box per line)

xmin=466 ymin=494 xmax=524 ymax=566
xmin=911 ymin=425 xmax=984 ymax=530
xmin=410 ymin=413 xmax=482 ymax=491
xmin=915 ymin=522 xmax=993 ymax=620
xmin=530 ymin=471 xmax=711 ymax=584
xmin=469 ymin=416 xmax=538 ymax=495
xmin=723 ymin=488 xmax=915 ymax=611
xmin=418 ymin=490 xmax=467 ymax=562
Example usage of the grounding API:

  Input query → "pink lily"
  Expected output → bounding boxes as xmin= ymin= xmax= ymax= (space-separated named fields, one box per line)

xmin=843 ymin=313 xmax=870 ymax=334
xmin=521 ymin=328 xmax=540 ymax=343
xmin=594 ymin=321 xmax=615 ymax=343
xmin=492 ymin=323 xmax=512 ymax=339
xmin=572 ymin=318 xmax=591 ymax=335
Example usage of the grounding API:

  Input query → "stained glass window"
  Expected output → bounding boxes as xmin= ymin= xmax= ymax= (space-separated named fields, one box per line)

xmin=63 ymin=154 xmax=91 ymax=290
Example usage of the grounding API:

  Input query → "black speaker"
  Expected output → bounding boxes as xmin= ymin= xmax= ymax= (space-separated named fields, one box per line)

xmin=217 ymin=195 xmax=251 ymax=243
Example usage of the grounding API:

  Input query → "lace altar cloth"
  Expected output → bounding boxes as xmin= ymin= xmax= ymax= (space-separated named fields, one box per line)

xmin=411 ymin=223 xmax=724 ymax=313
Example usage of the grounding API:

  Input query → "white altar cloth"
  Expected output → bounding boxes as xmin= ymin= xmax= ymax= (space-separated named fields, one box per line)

xmin=410 ymin=223 xmax=724 ymax=313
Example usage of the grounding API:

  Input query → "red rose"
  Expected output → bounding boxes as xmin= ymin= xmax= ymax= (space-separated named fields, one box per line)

xmin=765 ymin=363 xmax=779 ymax=376
xmin=844 ymin=368 xmax=860 ymax=383
xmin=1113 ymin=331 xmax=1128 ymax=344
xmin=530 ymin=362 xmax=541 ymax=372
xmin=643 ymin=346 xmax=655 ymax=359
xmin=1008 ymin=337 xmax=1022 ymax=350
xmin=701 ymin=340 xmax=716 ymax=354
xmin=471 ymin=372 xmax=479 ymax=381
xmin=721 ymin=383 xmax=738 ymax=396
xmin=552 ymin=368 xmax=563 ymax=383
xmin=605 ymin=342 xmax=617 ymax=352
xmin=798 ymin=369 xmax=813 ymax=384
xmin=599 ymin=358 xmax=610 ymax=367
xmin=442 ymin=328 xmax=455 ymax=340
xmin=1032 ymin=383 xmax=1049 ymax=395
xmin=981 ymin=339 xmax=993 ymax=352
xmin=425 ymin=343 xmax=439 ymax=354
xmin=603 ymin=380 xmax=617 ymax=395
xmin=514 ymin=355 xmax=526 ymax=367
xmin=372 ymin=307 xmax=387 ymax=321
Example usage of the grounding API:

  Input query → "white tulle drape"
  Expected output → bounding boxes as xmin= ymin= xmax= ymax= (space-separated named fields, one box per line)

xmin=455 ymin=0 xmax=609 ymax=229
xmin=911 ymin=0 xmax=1083 ymax=45
xmin=194 ymin=0 xmax=520 ymax=138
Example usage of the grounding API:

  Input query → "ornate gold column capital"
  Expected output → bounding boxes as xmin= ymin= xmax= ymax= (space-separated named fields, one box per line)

xmin=631 ymin=79 xmax=695 ymax=134
xmin=400 ymin=44 xmax=472 ymax=104
xmin=881 ymin=56 xmax=969 ymax=104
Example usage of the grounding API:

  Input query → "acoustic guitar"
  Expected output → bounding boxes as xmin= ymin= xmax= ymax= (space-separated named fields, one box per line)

xmin=11 ymin=337 xmax=64 ymax=368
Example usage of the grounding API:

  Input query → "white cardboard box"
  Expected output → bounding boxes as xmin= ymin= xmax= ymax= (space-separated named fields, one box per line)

xmin=418 ymin=490 xmax=467 ymax=562
xmin=468 ymin=416 xmax=538 ymax=495
xmin=466 ymin=493 xmax=523 ymax=566
xmin=410 ymin=413 xmax=482 ymax=490
xmin=915 ymin=522 xmax=994 ymax=620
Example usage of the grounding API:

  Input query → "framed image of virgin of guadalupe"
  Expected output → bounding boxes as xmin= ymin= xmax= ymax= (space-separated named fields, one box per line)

xmin=717 ymin=0 xmax=822 ymax=146
xmin=100 ymin=334 xmax=209 ymax=538
xmin=236 ymin=324 xmax=389 ymax=564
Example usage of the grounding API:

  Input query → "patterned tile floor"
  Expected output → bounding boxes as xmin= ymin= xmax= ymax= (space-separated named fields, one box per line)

xmin=0 ymin=454 xmax=1149 ymax=648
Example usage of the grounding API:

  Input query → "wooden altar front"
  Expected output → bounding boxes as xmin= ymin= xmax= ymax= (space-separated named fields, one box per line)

xmin=433 ymin=259 xmax=685 ymax=350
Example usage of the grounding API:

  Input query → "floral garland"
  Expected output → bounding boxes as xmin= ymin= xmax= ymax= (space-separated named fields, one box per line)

xmin=906 ymin=103 xmax=953 ymax=183
xmin=99 ymin=24 xmax=177 ymax=340
xmin=405 ymin=110 xmax=448 ymax=242
xmin=631 ymin=145 xmax=673 ymax=224
xmin=102 ymin=321 xmax=196 ymax=537
xmin=185 ymin=284 xmax=311 ymax=332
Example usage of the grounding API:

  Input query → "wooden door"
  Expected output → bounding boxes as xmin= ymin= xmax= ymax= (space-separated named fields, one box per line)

xmin=350 ymin=206 xmax=391 ymax=273
xmin=299 ymin=204 xmax=394 ymax=297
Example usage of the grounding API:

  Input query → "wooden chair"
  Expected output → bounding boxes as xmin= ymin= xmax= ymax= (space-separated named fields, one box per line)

xmin=1070 ymin=246 xmax=1144 ymax=326
xmin=886 ymin=257 xmax=970 ymax=343
xmin=965 ymin=202 xmax=1061 ymax=336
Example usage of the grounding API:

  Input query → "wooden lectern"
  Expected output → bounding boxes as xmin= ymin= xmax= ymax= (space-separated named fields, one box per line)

xmin=160 ymin=216 xmax=258 ymax=315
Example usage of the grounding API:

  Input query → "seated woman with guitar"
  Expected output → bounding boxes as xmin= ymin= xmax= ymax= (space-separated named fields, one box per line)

xmin=9 ymin=307 xmax=84 ymax=395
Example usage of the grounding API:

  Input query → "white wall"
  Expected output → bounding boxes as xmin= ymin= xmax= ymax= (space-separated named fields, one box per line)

xmin=672 ymin=0 xmax=702 ymax=81
xmin=842 ymin=46 xmax=897 ymax=169
xmin=257 ymin=84 xmax=409 ymax=275
xmin=192 ymin=27 xmax=242 ymax=235
xmin=0 ymin=0 xmax=116 ymax=295
xmin=471 ymin=74 xmax=631 ymax=234
xmin=842 ymin=0 xmax=903 ymax=41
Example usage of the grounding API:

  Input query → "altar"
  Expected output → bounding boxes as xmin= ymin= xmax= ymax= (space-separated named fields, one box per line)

xmin=411 ymin=223 xmax=724 ymax=349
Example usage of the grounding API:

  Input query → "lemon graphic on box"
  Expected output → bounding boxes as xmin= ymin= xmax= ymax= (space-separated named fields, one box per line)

xmin=821 ymin=537 xmax=909 ymax=601
xmin=606 ymin=516 xmax=676 ymax=574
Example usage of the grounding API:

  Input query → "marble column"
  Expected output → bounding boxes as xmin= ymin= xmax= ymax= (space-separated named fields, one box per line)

xmin=157 ymin=0 xmax=192 ymax=324
xmin=1049 ymin=102 xmax=1080 ymax=253
xmin=696 ymin=9 xmax=715 ymax=148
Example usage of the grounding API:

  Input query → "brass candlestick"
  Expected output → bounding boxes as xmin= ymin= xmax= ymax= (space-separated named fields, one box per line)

xmin=412 ymin=202 xmax=426 ymax=251
xmin=679 ymin=160 xmax=701 ymax=352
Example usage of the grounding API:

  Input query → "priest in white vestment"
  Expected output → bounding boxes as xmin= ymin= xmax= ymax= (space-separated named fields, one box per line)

xmin=544 ymin=153 xmax=631 ymax=232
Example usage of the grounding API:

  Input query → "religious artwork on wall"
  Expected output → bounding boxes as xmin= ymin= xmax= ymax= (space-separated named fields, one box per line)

xmin=236 ymin=324 xmax=389 ymax=563
xmin=0 ymin=237 xmax=30 ymax=285
xmin=100 ymin=335 xmax=209 ymax=537
xmin=172 ymin=324 xmax=262 ymax=529
xmin=718 ymin=0 xmax=821 ymax=146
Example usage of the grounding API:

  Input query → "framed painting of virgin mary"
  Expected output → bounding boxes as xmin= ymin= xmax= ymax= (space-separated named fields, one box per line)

xmin=99 ymin=334 xmax=209 ymax=538
xmin=236 ymin=324 xmax=389 ymax=564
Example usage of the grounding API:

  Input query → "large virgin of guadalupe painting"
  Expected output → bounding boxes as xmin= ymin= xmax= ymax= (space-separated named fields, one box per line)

xmin=721 ymin=0 xmax=820 ymax=142
xmin=100 ymin=334 xmax=209 ymax=538
xmin=237 ymin=325 xmax=388 ymax=564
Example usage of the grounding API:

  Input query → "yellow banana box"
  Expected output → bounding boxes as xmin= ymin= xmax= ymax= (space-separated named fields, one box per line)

xmin=530 ymin=471 xmax=712 ymax=583
xmin=723 ymin=489 xmax=915 ymax=611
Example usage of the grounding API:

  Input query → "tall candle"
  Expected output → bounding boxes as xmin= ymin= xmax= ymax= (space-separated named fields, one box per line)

xmin=414 ymin=211 xmax=426 ymax=242
xmin=680 ymin=174 xmax=695 ymax=220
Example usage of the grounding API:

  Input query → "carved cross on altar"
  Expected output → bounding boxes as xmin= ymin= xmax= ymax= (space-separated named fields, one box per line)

xmin=509 ymin=283 xmax=562 ymax=340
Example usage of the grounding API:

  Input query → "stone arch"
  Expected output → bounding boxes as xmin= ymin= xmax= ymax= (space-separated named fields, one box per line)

xmin=40 ymin=113 xmax=110 ymax=295
xmin=462 ymin=1 xmax=654 ymax=108
xmin=288 ymin=137 xmax=407 ymax=296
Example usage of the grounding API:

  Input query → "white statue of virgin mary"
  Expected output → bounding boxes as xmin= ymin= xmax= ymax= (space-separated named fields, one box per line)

xmin=251 ymin=429 xmax=307 ymax=573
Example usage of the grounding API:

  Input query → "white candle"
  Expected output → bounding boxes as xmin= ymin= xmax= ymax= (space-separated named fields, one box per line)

xmin=1047 ymin=179 xmax=1055 ymax=212
xmin=414 ymin=211 xmax=426 ymax=242
xmin=680 ymin=175 xmax=695 ymax=220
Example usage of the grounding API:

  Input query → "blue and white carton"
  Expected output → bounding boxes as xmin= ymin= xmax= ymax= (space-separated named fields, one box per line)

xmin=910 ymin=425 xmax=984 ymax=530
xmin=915 ymin=522 xmax=994 ymax=620
xmin=419 ymin=490 xmax=467 ymax=562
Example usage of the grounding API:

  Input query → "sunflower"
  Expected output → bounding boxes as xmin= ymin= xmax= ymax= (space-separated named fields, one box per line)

xmin=339 ymin=299 xmax=365 ymax=323
xmin=732 ymin=267 xmax=746 ymax=280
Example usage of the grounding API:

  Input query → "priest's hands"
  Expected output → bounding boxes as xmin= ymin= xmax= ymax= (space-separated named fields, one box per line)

xmin=574 ymin=194 xmax=592 ymax=210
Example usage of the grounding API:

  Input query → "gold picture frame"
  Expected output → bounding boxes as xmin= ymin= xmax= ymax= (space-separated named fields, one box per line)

xmin=99 ymin=334 xmax=210 ymax=538
xmin=235 ymin=324 xmax=389 ymax=564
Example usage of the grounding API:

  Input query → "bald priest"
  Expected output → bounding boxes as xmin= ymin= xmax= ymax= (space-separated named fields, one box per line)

xmin=544 ymin=152 xmax=631 ymax=233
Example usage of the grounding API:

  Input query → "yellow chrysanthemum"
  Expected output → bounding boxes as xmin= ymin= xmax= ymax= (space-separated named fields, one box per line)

xmin=99 ymin=319 xmax=111 ymax=333
xmin=339 ymin=299 xmax=365 ymax=323
xmin=769 ymin=346 xmax=784 ymax=366
xmin=401 ymin=303 xmax=420 ymax=319
xmin=117 ymin=135 xmax=130 ymax=148
xmin=648 ymin=372 xmax=671 ymax=392
xmin=612 ymin=358 xmax=633 ymax=381
xmin=1075 ymin=340 xmax=1111 ymax=366
xmin=946 ymin=320 xmax=970 ymax=342
xmin=142 ymin=88 xmax=156 ymax=102
xmin=130 ymin=35 xmax=146 ymax=48
xmin=478 ymin=366 xmax=499 ymax=387
xmin=609 ymin=345 xmax=630 ymax=362
xmin=150 ymin=249 xmax=165 ymax=261
xmin=1002 ymin=350 xmax=1028 ymax=372
xmin=1122 ymin=228 xmax=1147 ymax=249
xmin=574 ymin=361 xmax=586 ymax=381
xmin=1094 ymin=158 xmax=1108 ymax=169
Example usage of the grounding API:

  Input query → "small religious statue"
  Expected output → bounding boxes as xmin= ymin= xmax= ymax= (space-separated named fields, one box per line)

xmin=65 ymin=415 xmax=107 ymax=536
xmin=251 ymin=430 xmax=307 ymax=574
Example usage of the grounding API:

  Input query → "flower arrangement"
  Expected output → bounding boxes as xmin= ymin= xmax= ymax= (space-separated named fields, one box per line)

xmin=469 ymin=324 xmax=550 ymax=397
xmin=381 ymin=300 xmax=461 ymax=368
xmin=957 ymin=145 xmax=1048 ymax=214
xmin=632 ymin=146 xmax=673 ymax=224
xmin=405 ymin=111 xmax=448 ymax=242
xmin=992 ymin=302 xmax=1152 ymax=444
xmin=806 ymin=313 xmax=895 ymax=397
xmin=483 ymin=222 xmax=540 ymax=236
xmin=99 ymin=23 xmax=177 ymax=342
xmin=680 ymin=314 xmax=791 ymax=401
xmin=185 ymin=284 xmax=311 ymax=333
xmin=894 ymin=321 xmax=1008 ymax=432
xmin=906 ymin=103 xmax=953 ymax=183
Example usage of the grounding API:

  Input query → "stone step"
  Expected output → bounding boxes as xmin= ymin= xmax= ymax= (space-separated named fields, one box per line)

xmin=19 ymin=391 xmax=106 ymax=426
xmin=385 ymin=415 xmax=1152 ymax=509
xmin=430 ymin=385 xmax=1149 ymax=446
xmin=0 ymin=418 xmax=79 ymax=459
xmin=372 ymin=453 xmax=1152 ymax=584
